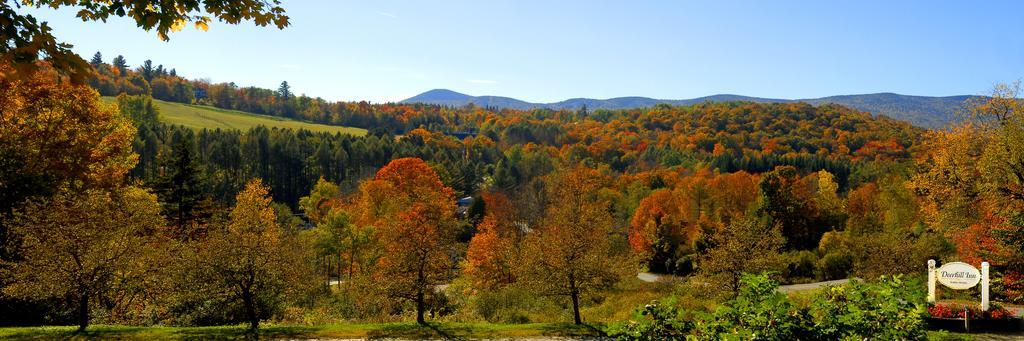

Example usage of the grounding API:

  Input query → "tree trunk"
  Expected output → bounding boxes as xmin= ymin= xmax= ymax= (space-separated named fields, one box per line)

xmin=324 ymin=255 xmax=330 ymax=285
xmin=349 ymin=242 xmax=357 ymax=280
xmin=568 ymin=273 xmax=582 ymax=325
xmin=570 ymin=290 xmax=582 ymax=325
xmin=416 ymin=257 xmax=428 ymax=325
xmin=242 ymin=287 xmax=259 ymax=331
xmin=731 ymin=271 xmax=741 ymax=299
xmin=77 ymin=292 xmax=89 ymax=332
xmin=416 ymin=289 xmax=426 ymax=324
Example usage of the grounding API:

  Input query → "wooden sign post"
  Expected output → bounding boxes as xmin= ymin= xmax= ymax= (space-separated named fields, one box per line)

xmin=981 ymin=262 xmax=990 ymax=311
xmin=927 ymin=259 xmax=990 ymax=311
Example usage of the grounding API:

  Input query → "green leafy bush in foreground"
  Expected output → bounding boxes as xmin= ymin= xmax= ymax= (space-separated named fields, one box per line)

xmin=809 ymin=276 xmax=926 ymax=340
xmin=609 ymin=274 xmax=928 ymax=340
xmin=606 ymin=296 xmax=693 ymax=340
xmin=690 ymin=274 xmax=814 ymax=340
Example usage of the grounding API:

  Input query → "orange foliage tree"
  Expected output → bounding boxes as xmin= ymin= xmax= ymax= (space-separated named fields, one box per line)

xmin=464 ymin=192 xmax=520 ymax=290
xmin=0 ymin=65 xmax=137 ymax=212
xmin=629 ymin=189 xmax=687 ymax=273
xmin=357 ymin=157 xmax=458 ymax=324
xmin=629 ymin=169 xmax=760 ymax=274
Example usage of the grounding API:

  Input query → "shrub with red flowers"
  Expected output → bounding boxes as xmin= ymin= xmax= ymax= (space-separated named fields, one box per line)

xmin=928 ymin=303 xmax=1018 ymax=320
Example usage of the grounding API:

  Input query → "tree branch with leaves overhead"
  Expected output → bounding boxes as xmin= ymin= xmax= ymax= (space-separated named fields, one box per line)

xmin=1 ymin=0 xmax=289 ymax=82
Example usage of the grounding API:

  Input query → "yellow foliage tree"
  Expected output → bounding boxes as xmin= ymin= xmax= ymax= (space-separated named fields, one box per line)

xmin=697 ymin=217 xmax=784 ymax=296
xmin=517 ymin=165 xmax=633 ymax=324
xmin=183 ymin=179 xmax=313 ymax=330
xmin=2 ymin=187 xmax=163 ymax=332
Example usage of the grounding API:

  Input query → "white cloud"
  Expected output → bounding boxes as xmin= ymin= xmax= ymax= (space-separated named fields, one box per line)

xmin=467 ymin=79 xmax=498 ymax=84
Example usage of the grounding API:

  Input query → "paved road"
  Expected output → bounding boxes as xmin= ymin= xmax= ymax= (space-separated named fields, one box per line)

xmin=777 ymin=278 xmax=852 ymax=293
xmin=637 ymin=272 xmax=859 ymax=294
xmin=636 ymin=272 xmax=664 ymax=282
xmin=1010 ymin=306 xmax=1024 ymax=317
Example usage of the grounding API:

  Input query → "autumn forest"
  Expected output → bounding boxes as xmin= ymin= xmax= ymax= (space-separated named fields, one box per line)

xmin=2 ymin=1 xmax=1023 ymax=339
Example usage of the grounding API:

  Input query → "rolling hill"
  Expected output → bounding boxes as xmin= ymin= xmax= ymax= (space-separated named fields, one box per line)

xmin=102 ymin=97 xmax=367 ymax=136
xmin=402 ymin=89 xmax=977 ymax=128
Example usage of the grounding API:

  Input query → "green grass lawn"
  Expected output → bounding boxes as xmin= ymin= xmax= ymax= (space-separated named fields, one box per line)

xmin=102 ymin=97 xmax=366 ymax=136
xmin=0 ymin=322 xmax=606 ymax=340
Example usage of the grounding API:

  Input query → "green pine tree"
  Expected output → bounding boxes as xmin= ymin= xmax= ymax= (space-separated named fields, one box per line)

xmin=112 ymin=55 xmax=128 ymax=74
xmin=89 ymin=52 xmax=103 ymax=67
xmin=154 ymin=131 xmax=207 ymax=236
xmin=277 ymin=81 xmax=292 ymax=99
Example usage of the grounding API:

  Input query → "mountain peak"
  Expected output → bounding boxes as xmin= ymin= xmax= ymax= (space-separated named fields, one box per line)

xmin=407 ymin=89 xmax=472 ymax=101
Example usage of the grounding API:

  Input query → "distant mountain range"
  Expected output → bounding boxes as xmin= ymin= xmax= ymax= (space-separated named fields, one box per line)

xmin=401 ymin=89 xmax=978 ymax=128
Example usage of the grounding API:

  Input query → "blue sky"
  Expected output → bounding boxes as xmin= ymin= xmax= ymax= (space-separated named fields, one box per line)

xmin=25 ymin=0 xmax=1024 ymax=103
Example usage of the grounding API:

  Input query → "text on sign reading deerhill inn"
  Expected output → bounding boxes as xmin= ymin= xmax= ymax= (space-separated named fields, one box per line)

xmin=937 ymin=262 xmax=981 ymax=290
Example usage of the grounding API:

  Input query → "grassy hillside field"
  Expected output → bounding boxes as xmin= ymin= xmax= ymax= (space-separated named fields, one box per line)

xmin=102 ymin=97 xmax=366 ymax=136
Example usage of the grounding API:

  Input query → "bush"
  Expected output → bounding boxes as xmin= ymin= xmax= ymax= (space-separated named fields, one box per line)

xmin=808 ymin=276 xmax=927 ymax=340
xmin=691 ymin=274 xmax=813 ymax=340
xmin=849 ymin=231 xmax=951 ymax=279
xmin=425 ymin=289 xmax=457 ymax=320
xmin=994 ymin=269 xmax=1024 ymax=304
xmin=612 ymin=273 xmax=930 ymax=340
xmin=784 ymin=250 xmax=818 ymax=281
xmin=928 ymin=303 xmax=1018 ymax=320
xmin=279 ymin=306 xmax=336 ymax=326
xmin=814 ymin=251 xmax=853 ymax=280
xmin=671 ymin=254 xmax=695 ymax=276
xmin=607 ymin=297 xmax=692 ymax=340
xmin=472 ymin=286 xmax=552 ymax=323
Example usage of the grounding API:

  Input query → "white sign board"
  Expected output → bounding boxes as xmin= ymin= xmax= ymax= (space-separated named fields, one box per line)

xmin=937 ymin=262 xmax=981 ymax=290
xmin=927 ymin=260 xmax=990 ymax=311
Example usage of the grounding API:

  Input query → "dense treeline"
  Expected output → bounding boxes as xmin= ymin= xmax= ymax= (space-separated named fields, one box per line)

xmin=87 ymin=53 xmax=923 ymax=158
xmin=110 ymin=97 xmax=916 ymax=212
xmin=121 ymin=97 xmax=503 ymax=208
xmin=89 ymin=55 xmax=923 ymax=215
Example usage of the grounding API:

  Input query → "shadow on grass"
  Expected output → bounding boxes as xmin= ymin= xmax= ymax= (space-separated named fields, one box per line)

xmin=364 ymin=322 xmax=605 ymax=340
xmin=0 ymin=325 xmax=321 ymax=340
xmin=538 ymin=322 xmax=607 ymax=337
xmin=171 ymin=325 xmax=320 ymax=340
xmin=0 ymin=326 xmax=152 ymax=340
xmin=0 ymin=322 xmax=609 ymax=340
xmin=366 ymin=323 xmax=467 ymax=340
